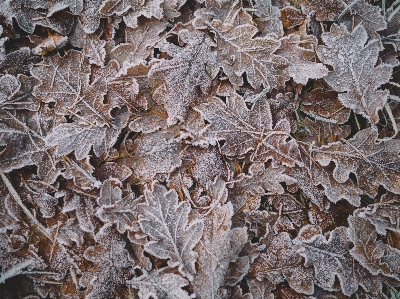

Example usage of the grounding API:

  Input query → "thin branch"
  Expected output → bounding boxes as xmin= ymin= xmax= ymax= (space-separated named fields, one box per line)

xmin=0 ymin=171 xmax=52 ymax=241
xmin=0 ymin=260 xmax=34 ymax=284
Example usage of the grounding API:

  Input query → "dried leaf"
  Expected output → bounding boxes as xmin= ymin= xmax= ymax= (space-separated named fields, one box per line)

xmin=128 ymin=126 xmax=182 ymax=181
xmin=149 ymin=26 xmax=217 ymax=124
xmin=316 ymin=24 xmax=392 ymax=124
xmin=127 ymin=269 xmax=191 ymax=299
xmin=138 ymin=184 xmax=204 ymax=279
xmin=313 ymin=128 xmax=400 ymax=197
xmin=81 ymin=224 xmax=133 ymax=299
xmin=196 ymin=96 xmax=301 ymax=167
xmin=297 ymin=0 xmax=346 ymax=21
xmin=211 ymin=8 xmax=289 ymax=89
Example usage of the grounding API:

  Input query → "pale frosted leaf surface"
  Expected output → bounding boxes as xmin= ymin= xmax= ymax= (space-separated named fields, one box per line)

xmin=128 ymin=126 xmax=182 ymax=180
xmin=96 ymin=179 xmax=145 ymax=233
xmin=253 ymin=232 xmax=314 ymax=294
xmin=0 ymin=75 xmax=40 ymax=111
xmin=138 ymin=184 xmax=203 ymax=279
xmin=257 ymin=5 xmax=284 ymax=38
xmin=196 ymin=96 xmax=301 ymax=166
xmin=109 ymin=18 xmax=167 ymax=67
xmin=180 ymin=145 xmax=229 ymax=187
xmin=297 ymin=0 xmax=346 ymax=21
xmin=276 ymin=34 xmax=328 ymax=85
xmin=316 ymin=24 xmax=393 ymax=124
xmin=348 ymin=214 xmax=392 ymax=276
xmin=0 ymin=0 xmax=400 ymax=298
xmin=246 ymin=276 xmax=275 ymax=299
xmin=0 ymin=74 xmax=19 ymax=104
xmin=193 ymin=202 xmax=248 ymax=298
xmin=149 ymin=26 xmax=217 ymax=124
xmin=46 ymin=109 xmax=129 ymax=160
xmin=211 ymin=9 xmax=289 ymax=89
xmin=81 ymin=224 xmax=133 ymax=299
xmin=31 ymin=50 xmax=88 ymax=115
xmin=62 ymin=183 xmax=97 ymax=233
xmin=69 ymin=22 xmax=106 ymax=66
xmin=192 ymin=0 xmax=239 ymax=29
xmin=100 ymin=0 xmax=164 ymax=28
xmin=0 ymin=1 xmax=75 ymax=34
xmin=313 ymin=128 xmax=400 ymax=197
xmin=235 ymin=162 xmax=296 ymax=195
xmin=0 ymin=109 xmax=63 ymax=183
xmin=79 ymin=0 xmax=103 ymax=34
xmin=343 ymin=1 xmax=387 ymax=37
xmin=294 ymin=226 xmax=356 ymax=295
xmin=287 ymin=144 xmax=361 ymax=208
xmin=127 ymin=270 xmax=191 ymax=299
xmin=47 ymin=124 xmax=109 ymax=160
xmin=358 ymin=192 xmax=400 ymax=235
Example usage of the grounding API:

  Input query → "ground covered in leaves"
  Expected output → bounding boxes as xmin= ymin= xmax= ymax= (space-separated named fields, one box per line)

xmin=1 ymin=0 xmax=400 ymax=298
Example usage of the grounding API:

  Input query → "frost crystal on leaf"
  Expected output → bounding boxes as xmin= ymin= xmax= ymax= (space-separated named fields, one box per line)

xmin=316 ymin=24 xmax=393 ymax=124
xmin=1 ymin=1 xmax=400 ymax=298
xmin=138 ymin=184 xmax=203 ymax=280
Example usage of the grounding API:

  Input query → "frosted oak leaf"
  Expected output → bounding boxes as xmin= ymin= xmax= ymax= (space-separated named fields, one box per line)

xmin=46 ymin=108 xmax=129 ymax=161
xmin=138 ymin=184 xmax=203 ymax=280
xmin=359 ymin=192 xmax=400 ymax=235
xmin=128 ymin=126 xmax=182 ymax=181
xmin=211 ymin=9 xmax=289 ymax=89
xmin=294 ymin=225 xmax=395 ymax=296
xmin=253 ymin=232 xmax=314 ymax=295
xmin=96 ymin=179 xmax=144 ymax=233
xmin=99 ymin=0 xmax=163 ymax=28
xmin=81 ymin=224 xmax=132 ymax=299
xmin=275 ymin=34 xmax=328 ymax=85
xmin=193 ymin=202 xmax=247 ymax=298
xmin=109 ymin=18 xmax=167 ymax=67
xmin=30 ymin=50 xmax=86 ymax=111
xmin=312 ymin=128 xmax=400 ymax=198
xmin=149 ymin=26 xmax=218 ymax=125
xmin=348 ymin=214 xmax=392 ymax=276
xmin=316 ymin=24 xmax=393 ymax=124
xmin=180 ymin=145 xmax=229 ymax=187
xmin=297 ymin=0 xmax=346 ymax=21
xmin=196 ymin=95 xmax=301 ymax=167
xmin=234 ymin=162 xmax=296 ymax=195
xmin=0 ymin=109 xmax=63 ymax=183
xmin=127 ymin=269 xmax=191 ymax=299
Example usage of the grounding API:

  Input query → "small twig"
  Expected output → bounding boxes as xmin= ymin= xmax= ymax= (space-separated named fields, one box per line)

xmin=354 ymin=111 xmax=361 ymax=131
xmin=21 ymin=271 xmax=59 ymax=275
xmin=376 ymin=102 xmax=399 ymax=141
xmin=0 ymin=171 xmax=52 ymax=241
xmin=388 ymin=81 xmax=400 ymax=88
xmin=337 ymin=0 xmax=361 ymax=22
xmin=0 ymin=260 xmax=34 ymax=284
xmin=388 ymin=3 xmax=400 ymax=21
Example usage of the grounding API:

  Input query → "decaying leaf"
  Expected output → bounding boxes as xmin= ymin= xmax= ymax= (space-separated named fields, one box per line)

xmin=196 ymin=95 xmax=301 ymax=166
xmin=316 ymin=24 xmax=393 ymax=124
xmin=253 ymin=232 xmax=314 ymax=294
xmin=149 ymin=26 xmax=218 ymax=124
xmin=211 ymin=8 xmax=289 ymax=89
xmin=1 ymin=0 xmax=400 ymax=298
xmin=138 ymin=184 xmax=203 ymax=279
xmin=81 ymin=224 xmax=133 ymax=299
xmin=313 ymin=128 xmax=400 ymax=197
xmin=297 ymin=0 xmax=346 ymax=21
